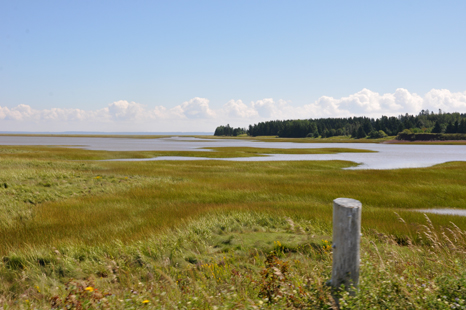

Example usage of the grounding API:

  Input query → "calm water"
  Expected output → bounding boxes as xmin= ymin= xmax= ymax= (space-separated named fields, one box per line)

xmin=1 ymin=136 xmax=465 ymax=170
xmin=416 ymin=209 xmax=466 ymax=216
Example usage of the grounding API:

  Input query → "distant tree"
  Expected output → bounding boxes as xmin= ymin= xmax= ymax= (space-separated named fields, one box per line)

xmin=445 ymin=121 xmax=455 ymax=133
xmin=396 ymin=123 xmax=404 ymax=134
xmin=321 ymin=129 xmax=329 ymax=138
xmin=356 ymin=127 xmax=367 ymax=139
xmin=362 ymin=119 xmax=373 ymax=134
xmin=459 ymin=119 xmax=466 ymax=134
xmin=432 ymin=121 xmax=442 ymax=133
xmin=214 ymin=124 xmax=245 ymax=136
xmin=229 ymin=110 xmax=466 ymax=138
xmin=403 ymin=119 xmax=414 ymax=129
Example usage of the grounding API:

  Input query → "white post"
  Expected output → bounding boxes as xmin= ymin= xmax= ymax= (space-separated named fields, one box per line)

xmin=331 ymin=198 xmax=362 ymax=292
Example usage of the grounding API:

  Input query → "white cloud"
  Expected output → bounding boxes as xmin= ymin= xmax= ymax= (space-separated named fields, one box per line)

xmin=299 ymin=88 xmax=440 ymax=119
xmin=251 ymin=98 xmax=291 ymax=118
xmin=423 ymin=89 xmax=466 ymax=111
xmin=173 ymin=97 xmax=216 ymax=119
xmin=1 ymin=88 xmax=466 ymax=131
xmin=223 ymin=99 xmax=258 ymax=118
xmin=106 ymin=100 xmax=147 ymax=120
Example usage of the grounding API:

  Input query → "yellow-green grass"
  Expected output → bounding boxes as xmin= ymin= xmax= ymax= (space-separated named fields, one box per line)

xmin=1 ymin=145 xmax=465 ymax=255
xmin=200 ymin=134 xmax=466 ymax=145
xmin=200 ymin=146 xmax=375 ymax=157
xmin=385 ymin=140 xmax=466 ymax=145
xmin=0 ymin=145 xmax=373 ymax=161
xmin=197 ymin=135 xmax=395 ymax=143
xmin=1 ymin=144 xmax=466 ymax=308
xmin=1 ymin=211 xmax=466 ymax=309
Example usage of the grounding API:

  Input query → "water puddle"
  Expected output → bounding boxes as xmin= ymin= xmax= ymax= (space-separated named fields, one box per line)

xmin=415 ymin=209 xmax=466 ymax=216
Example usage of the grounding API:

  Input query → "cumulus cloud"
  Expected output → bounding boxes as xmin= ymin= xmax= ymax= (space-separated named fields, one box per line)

xmin=424 ymin=89 xmax=466 ymax=111
xmin=173 ymin=97 xmax=216 ymax=119
xmin=1 ymin=88 xmax=466 ymax=131
xmin=251 ymin=98 xmax=292 ymax=118
xmin=223 ymin=99 xmax=258 ymax=118
xmin=298 ymin=88 xmax=465 ymax=119
xmin=106 ymin=100 xmax=147 ymax=120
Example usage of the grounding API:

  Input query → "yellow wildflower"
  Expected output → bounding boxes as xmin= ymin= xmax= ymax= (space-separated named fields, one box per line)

xmin=85 ymin=286 xmax=94 ymax=292
xmin=142 ymin=300 xmax=150 ymax=304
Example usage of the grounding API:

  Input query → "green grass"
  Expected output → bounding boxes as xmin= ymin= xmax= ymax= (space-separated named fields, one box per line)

xmin=2 ymin=212 xmax=466 ymax=309
xmin=200 ymin=134 xmax=466 ymax=145
xmin=0 ymin=143 xmax=466 ymax=308
xmin=197 ymin=135 xmax=395 ymax=143
xmin=0 ymin=145 xmax=373 ymax=161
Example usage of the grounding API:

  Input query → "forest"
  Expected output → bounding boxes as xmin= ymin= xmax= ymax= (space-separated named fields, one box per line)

xmin=214 ymin=110 xmax=466 ymax=138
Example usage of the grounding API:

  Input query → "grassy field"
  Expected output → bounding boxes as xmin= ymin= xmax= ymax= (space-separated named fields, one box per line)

xmin=0 ymin=142 xmax=466 ymax=309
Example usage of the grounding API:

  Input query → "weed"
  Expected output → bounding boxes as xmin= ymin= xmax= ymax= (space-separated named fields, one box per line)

xmin=50 ymin=279 xmax=111 ymax=309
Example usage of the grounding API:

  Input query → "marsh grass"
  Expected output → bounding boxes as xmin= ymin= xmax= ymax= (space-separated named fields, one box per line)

xmin=1 ymin=144 xmax=466 ymax=308
xmin=202 ymin=147 xmax=375 ymax=157
xmin=1 ymin=212 xmax=466 ymax=309
xmin=199 ymin=134 xmax=466 ymax=145
xmin=1 ymin=145 xmax=466 ymax=252
xmin=197 ymin=135 xmax=395 ymax=144
xmin=0 ymin=158 xmax=166 ymax=229
xmin=0 ymin=145 xmax=374 ymax=161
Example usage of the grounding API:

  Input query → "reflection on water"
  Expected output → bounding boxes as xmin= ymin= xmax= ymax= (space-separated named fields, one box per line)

xmin=0 ymin=136 xmax=465 ymax=170
xmin=416 ymin=209 xmax=466 ymax=217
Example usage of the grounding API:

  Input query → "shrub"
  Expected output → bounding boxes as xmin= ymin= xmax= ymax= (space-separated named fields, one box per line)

xmin=368 ymin=130 xmax=388 ymax=139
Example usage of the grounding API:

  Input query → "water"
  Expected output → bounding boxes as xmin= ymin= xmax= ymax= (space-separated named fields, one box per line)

xmin=0 ymin=136 xmax=465 ymax=170
xmin=416 ymin=209 xmax=466 ymax=217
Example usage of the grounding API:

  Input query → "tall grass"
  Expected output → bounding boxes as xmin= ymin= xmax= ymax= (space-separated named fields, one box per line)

xmin=1 ymin=146 xmax=466 ymax=252
xmin=1 ymin=211 xmax=466 ymax=309
xmin=1 ymin=144 xmax=466 ymax=308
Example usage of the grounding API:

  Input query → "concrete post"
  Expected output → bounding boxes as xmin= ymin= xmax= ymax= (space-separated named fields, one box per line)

xmin=331 ymin=198 xmax=362 ymax=292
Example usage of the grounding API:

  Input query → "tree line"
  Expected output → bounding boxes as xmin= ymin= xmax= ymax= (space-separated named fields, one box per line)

xmin=214 ymin=110 xmax=466 ymax=138
xmin=213 ymin=125 xmax=247 ymax=136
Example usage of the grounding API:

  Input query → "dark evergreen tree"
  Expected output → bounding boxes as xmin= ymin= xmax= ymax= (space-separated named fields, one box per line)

xmin=321 ymin=129 xmax=329 ymax=138
xmin=459 ymin=119 xmax=466 ymax=133
xmin=432 ymin=121 xmax=442 ymax=133
xmin=445 ymin=121 xmax=455 ymax=133
xmin=356 ymin=127 xmax=366 ymax=139
xmin=214 ymin=124 xmax=246 ymax=136
xmin=217 ymin=110 xmax=466 ymax=138
xmin=362 ymin=118 xmax=373 ymax=134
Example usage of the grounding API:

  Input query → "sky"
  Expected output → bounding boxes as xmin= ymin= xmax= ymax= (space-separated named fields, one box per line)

xmin=1 ymin=0 xmax=466 ymax=132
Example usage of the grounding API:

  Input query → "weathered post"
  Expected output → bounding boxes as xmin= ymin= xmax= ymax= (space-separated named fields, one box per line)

xmin=331 ymin=198 xmax=362 ymax=292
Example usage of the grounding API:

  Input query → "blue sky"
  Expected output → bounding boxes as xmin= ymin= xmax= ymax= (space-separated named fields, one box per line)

xmin=1 ymin=0 xmax=466 ymax=132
